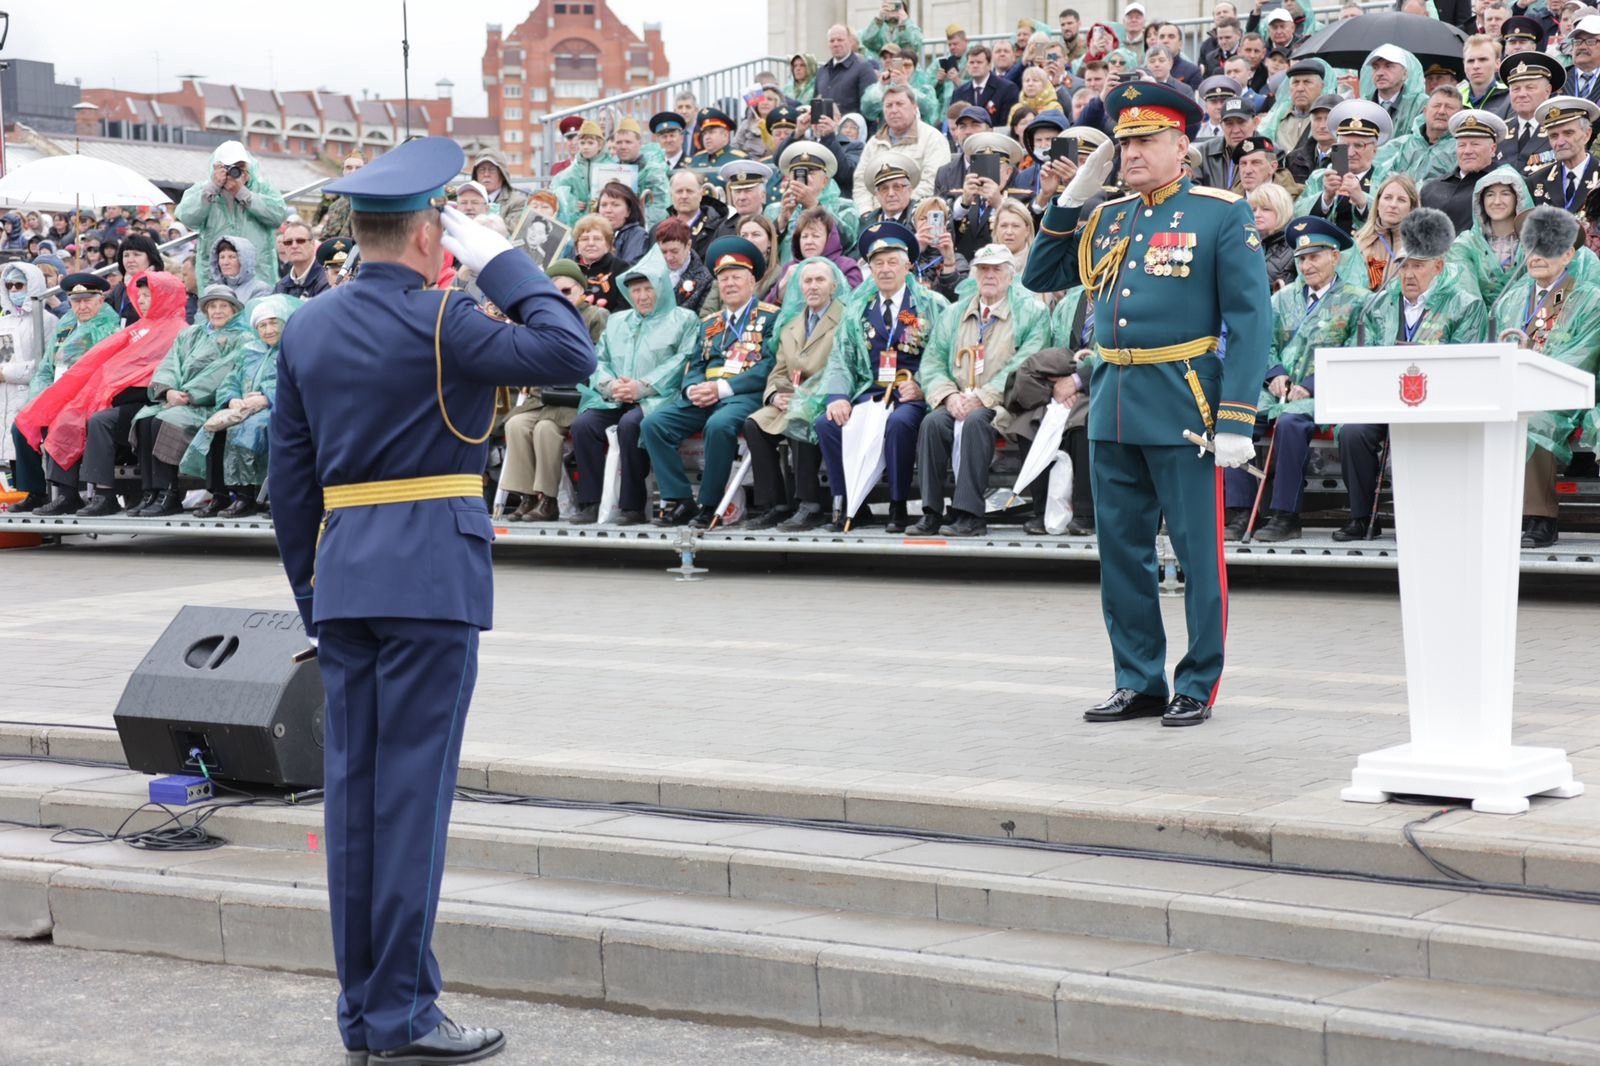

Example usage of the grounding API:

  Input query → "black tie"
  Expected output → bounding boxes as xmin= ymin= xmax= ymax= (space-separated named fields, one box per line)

xmin=1566 ymin=170 xmax=1577 ymax=206
xmin=1517 ymin=122 xmax=1531 ymax=154
xmin=880 ymin=297 xmax=893 ymax=326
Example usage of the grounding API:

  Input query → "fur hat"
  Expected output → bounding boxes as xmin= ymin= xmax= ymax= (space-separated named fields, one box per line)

xmin=1397 ymin=208 xmax=1455 ymax=262
xmin=1520 ymin=205 xmax=1581 ymax=258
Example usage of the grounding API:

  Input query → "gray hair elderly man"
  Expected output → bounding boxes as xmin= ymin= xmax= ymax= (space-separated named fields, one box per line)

xmin=911 ymin=243 xmax=1047 ymax=537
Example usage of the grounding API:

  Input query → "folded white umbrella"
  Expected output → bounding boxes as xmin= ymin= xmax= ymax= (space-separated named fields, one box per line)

xmin=1010 ymin=400 xmax=1072 ymax=499
xmin=705 ymin=446 xmax=752 ymax=531
xmin=840 ymin=395 xmax=893 ymax=527
xmin=0 ymin=154 xmax=171 ymax=211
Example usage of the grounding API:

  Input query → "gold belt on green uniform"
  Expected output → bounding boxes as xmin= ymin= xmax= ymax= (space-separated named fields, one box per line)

xmin=1093 ymin=338 xmax=1220 ymax=432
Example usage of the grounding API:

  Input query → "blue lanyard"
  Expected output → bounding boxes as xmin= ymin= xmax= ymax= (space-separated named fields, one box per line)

xmin=977 ymin=307 xmax=997 ymax=345
xmin=1523 ymin=272 xmax=1568 ymax=330
xmin=724 ymin=300 xmax=754 ymax=347
xmin=1401 ymin=304 xmax=1425 ymax=343
xmin=1303 ymin=287 xmax=1326 ymax=320
xmin=878 ymin=296 xmax=906 ymax=349
xmin=1564 ymin=168 xmax=1584 ymax=211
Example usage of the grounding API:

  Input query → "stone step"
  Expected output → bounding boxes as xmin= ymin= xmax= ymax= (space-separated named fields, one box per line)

xmin=2 ymin=831 xmax=1599 ymax=1066
xmin=4 ymin=762 xmax=1600 ymax=1003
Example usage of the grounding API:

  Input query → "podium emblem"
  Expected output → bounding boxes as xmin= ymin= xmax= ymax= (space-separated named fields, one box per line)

xmin=1399 ymin=363 xmax=1428 ymax=407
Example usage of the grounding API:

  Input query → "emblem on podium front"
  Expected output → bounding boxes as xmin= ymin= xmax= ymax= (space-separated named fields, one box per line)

xmin=1399 ymin=364 xmax=1428 ymax=407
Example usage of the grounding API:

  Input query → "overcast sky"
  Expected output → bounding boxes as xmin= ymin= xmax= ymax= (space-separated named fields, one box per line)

xmin=2 ymin=1 xmax=767 ymax=116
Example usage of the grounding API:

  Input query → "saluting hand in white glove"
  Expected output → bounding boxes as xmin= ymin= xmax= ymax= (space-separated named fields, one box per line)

xmin=1212 ymin=433 xmax=1256 ymax=469
xmin=1060 ymin=140 xmax=1116 ymax=207
xmin=439 ymin=204 xmax=513 ymax=275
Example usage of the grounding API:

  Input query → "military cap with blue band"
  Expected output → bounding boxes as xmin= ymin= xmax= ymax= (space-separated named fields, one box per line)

xmin=649 ymin=110 xmax=687 ymax=134
xmin=1285 ymin=215 xmax=1352 ymax=256
xmin=324 ymin=135 xmax=466 ymax=214
xmin=857 ymin=219 xmax=919 ymax=261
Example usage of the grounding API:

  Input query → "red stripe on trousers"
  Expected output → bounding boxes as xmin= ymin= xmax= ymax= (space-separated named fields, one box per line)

xmin=1209 ymin=465 xmax=1228 ymax=707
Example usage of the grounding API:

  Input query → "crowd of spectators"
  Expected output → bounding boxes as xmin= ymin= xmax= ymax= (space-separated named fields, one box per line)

xmin=4 ymin=0 xmax=1600 ymax=549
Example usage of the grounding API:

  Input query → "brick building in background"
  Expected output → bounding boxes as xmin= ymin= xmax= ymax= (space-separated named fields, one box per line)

xmin=484 ymin=0 xmax=669 ymax=177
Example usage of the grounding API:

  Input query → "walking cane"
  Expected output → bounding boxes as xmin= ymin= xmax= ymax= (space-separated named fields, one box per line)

xmin=1241 ymin=420 xmax=1278 ymax=544
xmin=1366 ymin=434 xmax=1390 ymax=540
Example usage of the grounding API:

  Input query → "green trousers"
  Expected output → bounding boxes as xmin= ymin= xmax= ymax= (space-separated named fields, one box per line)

xmin=1090 ymin=440 xmax=1228 ymax=705
xmin=639 ymin=394 xmax=762 ymax=505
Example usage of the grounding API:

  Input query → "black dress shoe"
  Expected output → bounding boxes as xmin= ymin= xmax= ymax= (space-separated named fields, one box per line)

xmin=77 ymin=493 xmax=124 ymax=518
xmin=192 ymin=495 xmax=229 ymax=519
xmin=824 ymin=513 xmax=846 ymax=533
xmin=346 ymin=1051 xmax=369 ymax=1066
xmin=905 ymin=511 xmax=943 ymax=536
xmin=614 ymin=509 xmax=647 ymax=526
xmin=651 ymin=500 xmax=696 ymax=526
xmin=1251 ymin=511 xmax=1302 ymax=542
xmin=1331 ymin=516 xmax=1381 ymax=541
xmin=370 ymin=1018 xmax=505 ymax=1064
xmin=566 ymin=503 xmax=599 ymax=525
xmin=1222 ymin=507 xmax=1249 ymax=541
xmin=8 ymin=492 xmax=48 ymax=513
xmin=1084 ymin=688 xmax=1169 ymax=722
xmin=1521 ymin=516 xmax=1559 ymax=549
xmin=687 ymin=505 xmax=719 ymax=529
xmin=745 ymin=505 xmax=792 ymax=530
xmin=776 ymin=502 xmax=828 ymax=531
xmin=1065 ymin=517 xmax=1096 ymax=536
xmin=142 ymin=489 xmax=183 ymax=518
xmin=884 ymin=501 xmax=910 ymax=533
xmin=126 ymin=490 xmax=159 ymax=517
xmin=218 ymin=495 xmax=258 ymax=519
xmin=34 ymin=492 xmax=83 ymax=516
xmin=1023 ymin=513 xmax=1048 ymax=535
xmin=1162 ymin=694 xmax=1212 ymax=727
xmin=940 ymin=511 xmax=987 ymax=537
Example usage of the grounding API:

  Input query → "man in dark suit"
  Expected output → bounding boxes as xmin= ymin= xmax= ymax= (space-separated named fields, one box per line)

xmin=951 ymin=45 xmax=1021 ymax=127
xmin=814 ymin=23 xmax=876 ymax=119
xmin=1420 ymin=110 xmax=1507 ymax=232
xmin=1527 ymin=95 xmax=1600 ymax=210
xmin=1497 ymin=52 xmax=1562 ymax=173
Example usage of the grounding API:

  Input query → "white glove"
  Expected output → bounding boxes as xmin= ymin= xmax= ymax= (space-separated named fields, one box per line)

xmin=440 ymin=204 xmax=514 ymax=275
xmin=1060 ymin=140 xmax=1116 ymax=207
xmin=1213 ymin=433 xmax=1256 ymax=469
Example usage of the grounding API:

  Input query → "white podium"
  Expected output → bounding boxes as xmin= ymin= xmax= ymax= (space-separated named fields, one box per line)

xmin=1314 ymin=343 xmax=1594 ymax=814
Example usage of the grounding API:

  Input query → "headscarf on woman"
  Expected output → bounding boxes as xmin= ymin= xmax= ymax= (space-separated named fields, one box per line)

xmin=0 ymin=262 xmax=54 ymax=463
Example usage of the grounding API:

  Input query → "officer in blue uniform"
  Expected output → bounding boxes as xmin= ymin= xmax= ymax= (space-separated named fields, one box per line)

xmin=640 ymin=235 xmax=779 ymax=527
xmin=1022 ymin=82 xmax=1270 ymax=727
xmin=269 ymin=137 xmax=595 ymax=1065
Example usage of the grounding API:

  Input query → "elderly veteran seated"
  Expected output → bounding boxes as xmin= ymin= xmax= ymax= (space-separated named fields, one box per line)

xmin=911 ymin=244 xmax=1050 ymax=537
xmin=859 ymin=152 xmax=922 ymax=231
xmin=814 ymin=220 xmax=949 ymax=532
xmin=640 ymin=236 xmax=780 ymax=528
xmin=1526 ymin=95 xmax=1600 ymax=211
xmin=742 ymin=257 xmax=848 ymax=530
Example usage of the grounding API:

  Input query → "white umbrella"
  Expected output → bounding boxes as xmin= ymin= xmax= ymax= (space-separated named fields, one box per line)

xmin=1009 ymin=400 xmax=1073 ymax=502
xmin=705 ymin=446 xmax=752 ymax=531
xmin=840 ymin=395 xmax=893 ymax=528
xmin=0 ymin=154 xmax=171 ymax=212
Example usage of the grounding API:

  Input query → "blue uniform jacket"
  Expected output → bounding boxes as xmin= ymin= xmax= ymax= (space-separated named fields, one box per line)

xmin=270 ymin=253 xmax=596 ymax=635
xmin=1021 ymin=177 xmax=1271 ymax=445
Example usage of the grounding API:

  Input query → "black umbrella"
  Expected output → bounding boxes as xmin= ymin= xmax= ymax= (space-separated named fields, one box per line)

xmin=1293 ymin=12 xmax=1469 ymax=77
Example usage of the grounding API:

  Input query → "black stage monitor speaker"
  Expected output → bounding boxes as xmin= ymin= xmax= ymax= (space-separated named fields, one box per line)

xmin=114 ymin=606 xmax=325 ymax=789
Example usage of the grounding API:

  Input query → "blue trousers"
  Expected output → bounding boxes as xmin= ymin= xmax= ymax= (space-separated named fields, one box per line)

xmin=317 ymin=617 xmax=480 ymax=1054
xmin=9 ymin=425 xmax=44 ymax=494
xmin=1092 ymin=441 xmax=1227 ymax=705
xmin=1223 ymin=412 xmax=1315 ymax=512
xmin=639 ymin=395 xmax=761 ymax=505
xmin=814 ymin=398 xmax=927 ymax=502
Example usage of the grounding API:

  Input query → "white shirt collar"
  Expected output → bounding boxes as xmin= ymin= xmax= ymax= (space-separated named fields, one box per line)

xmin=876 ymin=285 xmax=907 ymax=314
xmin=1305 ymin=282 xmax=1331 ymax=302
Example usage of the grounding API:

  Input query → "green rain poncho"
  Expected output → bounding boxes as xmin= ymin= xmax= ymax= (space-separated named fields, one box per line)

xmin=921 ymin=275 xmax=1052 ymax=410
xmin=783 ymin=54 xmax=819 ymax=103
xmin=626 ymin=143 xmax=673 ymax=228
xmin=1491 ymin=247 xmax=1600 ymax=464
xmin=1258 ymin=270 xmax=1365 ymax=421
xmin=1373 ymin=112 xmax=1457 ymax=187
xmin=860 ymin=79 xmax=942 ymax=127
xmin=771 ymin=256 xmax=850 ymax=441
xmin=859 ymin=13 xmax=924 ymax=54
xmin=180 ymin=294 xmax=301 ymax=487
xmin=1258 ymin=58 xmax=1335 ymax=146
xmin=1354 ymin=260 xmax=1488 ymax=346
xmin=789 ymin=272 xmax=950 ymax=440
xmin=132 ymin=296 xmax=257 ymax=434
xmin=1359 ymin=46 xmax=1427 ymax=140
xmin=579 ymin=247 xmax=699 ymax=416
xmin=175 ymin=141 xmax=290 ymax=290
xmin=1444 ymin=165 xmax=1532 ymax=307
xmin=552 ymin=147 xmax=618 ymax=225
xmin=25 ymin=302 xmax=121 ymax=401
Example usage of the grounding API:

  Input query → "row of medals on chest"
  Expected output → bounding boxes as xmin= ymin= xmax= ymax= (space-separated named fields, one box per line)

xmin=1095 ymin=208 xmax=1197 ymax=278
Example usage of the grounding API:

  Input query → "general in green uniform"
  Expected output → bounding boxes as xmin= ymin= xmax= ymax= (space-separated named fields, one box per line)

xmin=688 ymin=108 xmax=748 ymax=195
xmin=1022 ymin=81 xmax=1271 ymax=728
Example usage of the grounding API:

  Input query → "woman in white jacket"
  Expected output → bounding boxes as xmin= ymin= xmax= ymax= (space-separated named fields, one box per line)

xmin=0 ymin=262 xmax=56 ymax=469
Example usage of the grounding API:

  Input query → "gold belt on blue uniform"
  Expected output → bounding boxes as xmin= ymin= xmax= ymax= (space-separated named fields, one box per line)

xmin=322 ymin=474 xmax=482 ymax=510
xmin=1094 ymin=338 xmax=1221 ymax=432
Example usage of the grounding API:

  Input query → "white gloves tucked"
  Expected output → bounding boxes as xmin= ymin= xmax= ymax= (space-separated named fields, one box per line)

xmin=1060 ymin=140 xmax=1116 ymax=207
xmin=1212 ymin=433 xmax=1256 ymax=469
xmin=440 ymin=204 xmax=513 ymax=274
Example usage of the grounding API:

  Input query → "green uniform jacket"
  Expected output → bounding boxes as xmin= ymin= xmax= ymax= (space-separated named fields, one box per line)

xmin=1491 ymin=251 xmax=1600 ymax=464
xmin=1022 ymin=178 xmax=1272 ymax=443
xmin=580 ymin=250 xmax=699 ymax=416
xmin=1354 ymin=261 xmax=1489 ymax=347
xmin=1260 ymin=275 xmax=1364 ymax=421
xmin=25 ymin=305 xmax=121 ymax=402
xmin=688 ymin=146 xmax=749 ymax=194
xmin=676 ymin=299 xmax=781 ymax=403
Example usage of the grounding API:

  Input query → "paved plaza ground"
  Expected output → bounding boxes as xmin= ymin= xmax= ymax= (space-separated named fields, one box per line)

xmin=5 ymin=537 xmax=1598 ymax=846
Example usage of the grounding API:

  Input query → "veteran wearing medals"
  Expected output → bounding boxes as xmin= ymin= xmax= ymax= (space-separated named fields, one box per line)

xmin=640 ymin=236 xmax=779 ymax=528
xmin=268 ymin=137 xmax=596 ymax=1065
xmin=1527 ymin=96 xmax=1600 ymax=211
xmin=1022 ymin=81 xmax=1271 ymax=728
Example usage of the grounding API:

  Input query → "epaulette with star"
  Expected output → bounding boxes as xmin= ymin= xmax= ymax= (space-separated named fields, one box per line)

xmin=1190 ymin=186 xmax=1243 ymax=202
xmin=756 ymin=301 xmax=781 ymax=313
